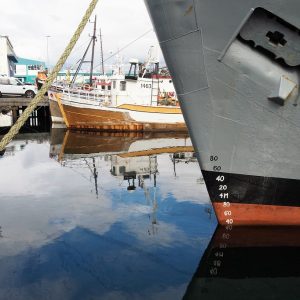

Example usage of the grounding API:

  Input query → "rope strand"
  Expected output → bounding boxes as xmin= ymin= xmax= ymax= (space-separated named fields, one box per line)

xmin=0 ymin=0 xmax=99 ymax=151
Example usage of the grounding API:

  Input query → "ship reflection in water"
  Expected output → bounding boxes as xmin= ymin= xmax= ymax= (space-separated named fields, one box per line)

xmin=184 ymin=226 xmax=300 ymax=300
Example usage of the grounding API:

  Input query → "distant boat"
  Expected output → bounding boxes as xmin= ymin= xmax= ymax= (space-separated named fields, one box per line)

xmin=49 ymin=15 xmax=110 ymax=126
xmin=48 ymin=75 xmax=111 ymax=125
xmin=49 ymin=56 xmax=186 ymax=132
xmin=49 ymin=17 xmax=186 ymax=132
xmin=146 ymin=1 xmax=300 ymax=225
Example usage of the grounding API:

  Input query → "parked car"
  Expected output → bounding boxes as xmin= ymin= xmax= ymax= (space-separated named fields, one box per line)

xmin=0 ymin=76 xmax=37 ymax=98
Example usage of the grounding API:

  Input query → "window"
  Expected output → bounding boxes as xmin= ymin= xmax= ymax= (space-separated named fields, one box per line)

xmin=9 ymin=78 xmax=20 ymax=85
xmin=28 ymin=64 xmax=42 ymax=71
xmin=120 ymin=81 xmax=126 ymax=91
xmin=113 ymin=81 xmax=116 ymax=89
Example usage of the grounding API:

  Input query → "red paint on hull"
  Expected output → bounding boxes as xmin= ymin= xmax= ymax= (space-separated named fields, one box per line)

xmin=213 ymin=202 xmax=300 ymax=226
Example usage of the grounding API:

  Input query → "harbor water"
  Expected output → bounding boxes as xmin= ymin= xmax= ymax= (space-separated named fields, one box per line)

xmin=1 ymin=121 xmax=300 ymax=299
xmin=0 ymin=124 xmax=216 ymax=300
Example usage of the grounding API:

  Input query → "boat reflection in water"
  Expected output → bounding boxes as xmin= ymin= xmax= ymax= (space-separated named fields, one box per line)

xmin=50 ymin=129 xmax=193 ymax=159
xmin=184 ymin=226 xmax=300 ymax=300
xmin=50 ymin=129 xmax=204 ymax=233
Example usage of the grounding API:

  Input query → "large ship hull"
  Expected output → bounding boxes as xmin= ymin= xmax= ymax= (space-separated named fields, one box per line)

xmin=145 ymin=1 xmax=300 ymax=225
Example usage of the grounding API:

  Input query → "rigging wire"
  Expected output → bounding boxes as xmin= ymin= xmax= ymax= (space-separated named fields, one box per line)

xmin=65 ymin=37 xmax=91 ymax=63
xmin=93 ymin=28 xmax=153 ymax=70
xmin=65 ymin=29 xmax=154 ymax=73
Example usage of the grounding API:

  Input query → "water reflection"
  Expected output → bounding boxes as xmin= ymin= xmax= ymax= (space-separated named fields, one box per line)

xmin=0 ymin=129 xmax=215 ymax=299
xmin=50 ymin=130 xmax=200 ymax=199
xmin=50 ymin=129 xmax=194 ymax=159
xmin=0 ymin=132 xmax=49 ymax=157
xmin=184 ymin=226 xmax=300 ymax=300
xmin=1 ymin=130 xmax=298 ymax=299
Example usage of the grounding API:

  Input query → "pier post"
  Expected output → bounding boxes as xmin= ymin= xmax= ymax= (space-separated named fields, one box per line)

xmin=11 ymin=107 xmax=18 ymax=124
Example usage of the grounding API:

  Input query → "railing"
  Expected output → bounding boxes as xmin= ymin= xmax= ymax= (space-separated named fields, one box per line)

xmin=56 ymin=85 xmax=111 ymax=107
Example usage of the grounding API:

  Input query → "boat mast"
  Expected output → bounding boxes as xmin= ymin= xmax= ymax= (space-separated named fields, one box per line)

xmin=99 ymin=28 xmax=105 ymax=75
xmin=70 ymin=15 xmax=97 ymax=87
xmin=92 ymin=157 xmax=99 ymax=198
xmin=89 ymin=15 xmax=97 ymax=85
xmin=70 ymin=39 xmax=93 ymax=86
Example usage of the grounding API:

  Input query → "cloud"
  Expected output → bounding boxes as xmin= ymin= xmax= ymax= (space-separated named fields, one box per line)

xmin=0 ymin=0 xmax=160 ymax=69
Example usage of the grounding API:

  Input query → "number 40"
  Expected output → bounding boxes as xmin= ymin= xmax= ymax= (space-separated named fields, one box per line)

xmin=216 ymin=175 xmax=225 ymax=182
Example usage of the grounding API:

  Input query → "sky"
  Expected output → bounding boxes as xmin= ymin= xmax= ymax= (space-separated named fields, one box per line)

xmin=0 ymin=0 xmax=160 ymax=72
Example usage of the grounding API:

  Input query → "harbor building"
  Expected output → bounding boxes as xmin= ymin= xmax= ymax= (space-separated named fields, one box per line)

xmin=15 ymin=57 xmax=46 ymax=84
xmin=0 ymin=35 xmax=18 ymax=77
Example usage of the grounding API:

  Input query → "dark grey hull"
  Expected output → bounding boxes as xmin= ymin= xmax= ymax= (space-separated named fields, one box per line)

xmin=145 ymin=1 xmax=300 ymax=224
xmin=145 ymin=0 xmax=300 ymax=180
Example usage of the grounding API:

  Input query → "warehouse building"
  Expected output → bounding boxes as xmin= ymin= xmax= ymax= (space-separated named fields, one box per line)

xmin=0 ymin=35 xmax=18 ymax=76
xmin=15 ymin=57 xmax=46 ymax=84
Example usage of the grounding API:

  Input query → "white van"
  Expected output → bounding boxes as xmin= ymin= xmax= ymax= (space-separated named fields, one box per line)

xmin=0 ymin=76 xmax=37 ymax=98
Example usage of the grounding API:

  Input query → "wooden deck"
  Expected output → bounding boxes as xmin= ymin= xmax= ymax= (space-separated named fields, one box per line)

xmin=0 ymin=96 xmax=49 ymax=108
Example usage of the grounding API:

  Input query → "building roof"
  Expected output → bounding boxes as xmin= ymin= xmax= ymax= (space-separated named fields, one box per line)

xmin=16 ymin=57 xmax=45 ymax=65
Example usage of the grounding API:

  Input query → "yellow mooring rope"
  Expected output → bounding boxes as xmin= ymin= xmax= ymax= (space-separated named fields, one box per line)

xmin=0 ymin=0 xmax=99 ymax=151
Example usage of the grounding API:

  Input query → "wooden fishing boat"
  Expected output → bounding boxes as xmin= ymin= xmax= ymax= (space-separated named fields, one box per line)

xmin=50 ymin=60 xmax=186 ymax=132
xmin=48 ymin=17 xmax=186 ymax=132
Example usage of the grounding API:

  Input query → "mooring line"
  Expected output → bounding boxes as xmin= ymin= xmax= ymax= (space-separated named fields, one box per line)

xmin=0 ymin=0 xmax=99 ymax=151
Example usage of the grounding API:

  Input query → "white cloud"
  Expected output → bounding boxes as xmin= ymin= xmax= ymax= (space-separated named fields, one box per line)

xmin=156 ymin=155 xmax=211 ymax=204
xmin=0 ymin=0 xmax=160 ymax=70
